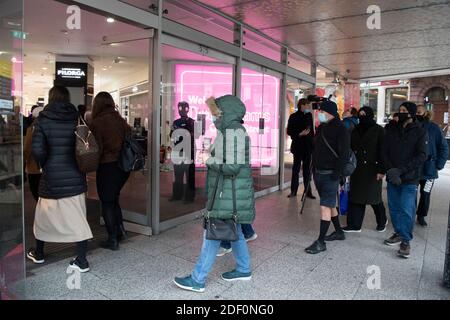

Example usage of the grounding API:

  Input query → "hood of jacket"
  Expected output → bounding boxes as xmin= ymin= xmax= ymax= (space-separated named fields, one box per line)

xmin=40 ymin=102 xmax=79 ymax=122
xmin=214 ymin=95 xmax=246 ymax=131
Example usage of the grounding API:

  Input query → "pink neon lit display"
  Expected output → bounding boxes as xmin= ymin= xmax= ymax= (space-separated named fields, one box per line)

xmin=174 ymin=64 xmax=280 ymax=168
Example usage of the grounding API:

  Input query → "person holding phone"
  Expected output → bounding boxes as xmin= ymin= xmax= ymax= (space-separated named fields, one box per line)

xmin=286 ymin=98 xmax=316 ymax=199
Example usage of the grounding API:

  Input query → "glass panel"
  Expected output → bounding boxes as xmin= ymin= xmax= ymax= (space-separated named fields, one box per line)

xmin=288 ymin=51 xmax=312 ymax=75
xmin=243 ymin=29 xmax=282 ymax=62
xmin=361 ymin=88 xmax=378 ymax=115
xmin=160 ymin=44 xmax=234 ymax=222
xmin=88 ymin=39 xmax=151 ymax=219
xmin=22 ymin=0 xmax=152 ymax=257
xmin=241 ymin=67 xmax=280 ymax=191
xmin=0 ymin=0 xmax=25 ymax=299
xmin=284 ymin=81 xmax=313 ymax=185
xmin=385 ymin=87 xmax=408 ymax=116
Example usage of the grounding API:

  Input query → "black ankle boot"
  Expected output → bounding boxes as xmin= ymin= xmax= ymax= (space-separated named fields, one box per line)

xmin=100 ymin=239 xmax=119 ymax=251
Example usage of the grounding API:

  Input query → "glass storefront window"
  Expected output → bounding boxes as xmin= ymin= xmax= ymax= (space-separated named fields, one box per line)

xmin=243 ymin=29 xmax=282 ymax=62
xmin=124 ymin=0 xmax=236 ymax=44
xmin=1 ymin=0 xmax=24 ymax=300
xmin=386 ymin=87 xmax=408 ymax=115
xmin=288 ymin=51 xmax=312 ymax=75
xmin=160 ymin=44 xmax=234 ymax=222
xmin=361 ymin=88 xmax=378 ymax=114
xmin=241 ymin=67 xmax=280 ymax=191
xmin=284 ymin=81 xmax=313 ymax=185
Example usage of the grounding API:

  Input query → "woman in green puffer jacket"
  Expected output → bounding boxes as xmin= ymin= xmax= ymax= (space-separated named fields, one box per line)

xmin=174 ymin=95 xmax=255 ymax=293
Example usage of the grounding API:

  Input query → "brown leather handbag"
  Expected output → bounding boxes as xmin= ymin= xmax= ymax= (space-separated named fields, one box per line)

xmin=75 ymin=116 xmax=100 ymax=173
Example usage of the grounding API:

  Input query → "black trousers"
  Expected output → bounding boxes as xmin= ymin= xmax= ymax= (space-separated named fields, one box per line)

xmin=28 ymin=173 xmax=41 ymax=202
xmin=291 ymin=152 xmax=312 ymax=195
xmin=173 ymin=163 xmax=196 ymax=200
xmin=417 ymin=179 xmax=434 ymax=218
xmin=97 ymin=162 xmax=130 ymax=240
xmin=346 ymin=202 xmax=387 ymax=230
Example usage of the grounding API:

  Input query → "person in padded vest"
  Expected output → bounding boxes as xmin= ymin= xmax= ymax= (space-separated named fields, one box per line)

xmin=27 ymin=86 xmax=93 ymax=273
xmin=305 ymin=100 xmax=351 ymax=254
xmin=174 ymin=95 xmax=255 ymax=293
xmin=90 ymin=92 xmax=131 ymax=251
xmin=382 ymin=101 xmax=428 ymax=259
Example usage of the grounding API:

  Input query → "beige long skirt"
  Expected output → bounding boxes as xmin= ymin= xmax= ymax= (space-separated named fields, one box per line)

xmin=34 ymin=193 xmax=93 ymax=243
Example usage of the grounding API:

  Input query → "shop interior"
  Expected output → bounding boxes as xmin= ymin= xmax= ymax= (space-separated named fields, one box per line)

xmin=21 ymin=0 xmax=313 ymax=262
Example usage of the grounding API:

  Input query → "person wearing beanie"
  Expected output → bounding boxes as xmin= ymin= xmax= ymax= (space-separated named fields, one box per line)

xmin=382 ymin=101 xmax=428 ymax=258
xmin=415 ymin=105 xmax=449 ymax=227
xmin=305 ymin=100 xmax=351 ymax=254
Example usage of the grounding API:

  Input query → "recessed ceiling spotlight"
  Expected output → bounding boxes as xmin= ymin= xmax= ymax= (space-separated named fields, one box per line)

xmin=109 ymin=43 xmax=120 ymax=47
xmin=42 ymin=67 xmax=48 ymax=70
xmin=107 ymin=17 xmax=115 ymax=23
xmin=132 ymin=86 xmax=138 ymax=93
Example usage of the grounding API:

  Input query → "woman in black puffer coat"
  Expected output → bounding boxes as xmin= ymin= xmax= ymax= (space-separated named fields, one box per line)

xmin=27 ymin=86 xmax=93 ymax=273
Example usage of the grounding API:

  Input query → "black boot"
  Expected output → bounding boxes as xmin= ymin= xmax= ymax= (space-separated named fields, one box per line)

xmin=417 ymin=216 xmax=428 ymax=227
xmin=169 ymin=183 xmax=183 ymax=201
xmin=101 ymin=202 xmax=119 ymax=250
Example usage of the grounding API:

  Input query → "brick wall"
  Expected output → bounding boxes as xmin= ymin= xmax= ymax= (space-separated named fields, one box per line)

xmin=409 ymin=75 xmax=450 ymax=126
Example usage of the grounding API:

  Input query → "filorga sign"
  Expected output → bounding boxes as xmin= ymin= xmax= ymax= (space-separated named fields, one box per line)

xmin=55 ymin=62 xmax=88 ymax=87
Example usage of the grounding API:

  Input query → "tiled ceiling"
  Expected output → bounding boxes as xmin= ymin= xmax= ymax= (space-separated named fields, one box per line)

xmin=198 ymin=0 xmax=450 ymax=80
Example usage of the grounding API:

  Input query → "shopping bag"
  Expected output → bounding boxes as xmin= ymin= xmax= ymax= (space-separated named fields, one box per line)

xmin=338 ymin=179 xmax=350 ymax=215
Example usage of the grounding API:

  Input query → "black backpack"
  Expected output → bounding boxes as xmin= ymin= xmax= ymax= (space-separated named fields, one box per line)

xmin=321 ymin=131 xmax=357 ymax=177
xmin=118 ymin=135 xmax=146 ymax=172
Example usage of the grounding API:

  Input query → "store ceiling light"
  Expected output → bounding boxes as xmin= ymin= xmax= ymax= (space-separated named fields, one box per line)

xmin=132 ymin=86 xmax=138 ymax=93
xmin=107 ymin=17 xmax=115 ymax=23
xmin=42 ymin=67 xmax=48 ymax=70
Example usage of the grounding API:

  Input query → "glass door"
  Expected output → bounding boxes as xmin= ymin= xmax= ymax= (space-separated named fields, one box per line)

xmin=159 ymin=37 xmax=235 ymax=226
xmin=284 ymin=78 xmax=313 ymax=187
xmin=241 ymin=64 xmax=281 ymax=192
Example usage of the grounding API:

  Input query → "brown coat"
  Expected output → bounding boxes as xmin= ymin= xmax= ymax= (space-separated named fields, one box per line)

xmin=90 ymin=108 xmax=131 ymax=164
xmin=24 ymin=124 xmax=41 ymax=174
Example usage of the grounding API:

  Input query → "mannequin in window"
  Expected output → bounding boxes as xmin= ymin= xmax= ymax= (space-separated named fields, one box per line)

xmin=170 ymin=101 xmax=195 ymax=202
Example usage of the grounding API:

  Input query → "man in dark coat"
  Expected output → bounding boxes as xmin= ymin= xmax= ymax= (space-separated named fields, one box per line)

xmin=415 ymin=105 xmax=449 ymax=226
xmin=382 ymin=101 xmax=428 ymax=259
xmin=305 ymin=100 xmax=350 ymax=254
xmin=286 ymin=98 xmax=315 ymax=199
xmin=343 ymin=106 xmax=388 ymax=233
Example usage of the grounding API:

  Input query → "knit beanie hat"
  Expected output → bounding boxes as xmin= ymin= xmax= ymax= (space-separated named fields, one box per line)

xmin=319 ymin=100 xmax=339 ymax=118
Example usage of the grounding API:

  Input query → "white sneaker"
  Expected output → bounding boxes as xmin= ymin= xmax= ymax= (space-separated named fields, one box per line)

xmin=216 ymin=247 xmax=232 ymax=257
xmin=246 ymin=233 xmax=258 ymax=242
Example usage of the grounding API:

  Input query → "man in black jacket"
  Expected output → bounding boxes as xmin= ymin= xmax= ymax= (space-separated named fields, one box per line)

xmin=305 ymin=100 xmax=350 ymax=254
xmin=286 ymin=98 xmax=315 ymax=199
xmin=383 ymin=101 xmax=428 ymax=259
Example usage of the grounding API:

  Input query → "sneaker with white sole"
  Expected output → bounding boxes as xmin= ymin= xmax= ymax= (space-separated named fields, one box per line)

xmin=26 ymin=249 xmax=44 ymax=264
xmin=221 ymin=270 xmax=252 ymax=282
xmin=69 ymin=258 xmax=90 ymax=273
xmin=216 ymin=247 xmax=232 ymax=257
xmin=376 ymin=220 xmax=389 ymax=232
xmin=245 ymin=233 xmax=258 ymax=242
xmin=342 ymin=226 xmax=362 ymax=233
xmin=173 ymin=275 xmax=205 ymax=293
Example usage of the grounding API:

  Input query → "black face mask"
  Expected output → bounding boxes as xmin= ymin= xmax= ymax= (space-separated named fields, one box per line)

xmin=416 ymin=115 xmax=425 ymax=122
xmin=397 ymin=113 xmax=410 ymax=123
xmin=358 ymin=115 xmax=371 ymax=125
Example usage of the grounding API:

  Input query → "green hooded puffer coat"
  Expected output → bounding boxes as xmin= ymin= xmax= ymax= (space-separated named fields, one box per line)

xmin=205 ymin=95 xmax=255 ymax=224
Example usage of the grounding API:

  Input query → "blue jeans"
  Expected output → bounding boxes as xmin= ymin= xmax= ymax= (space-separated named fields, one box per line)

xmin=220 ymin=224 xmax=255 ymax=250
xmin=387 ymin=183 xmax=418 ymax=243
xmin=192 ymin=224 xmax=251 ymax=285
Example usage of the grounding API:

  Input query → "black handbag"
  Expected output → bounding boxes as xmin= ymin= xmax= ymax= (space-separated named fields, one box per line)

xmin=118 ymin=134 xmax=146 ymax=172
xmin=204 ymin=168 xmax=238 ymax=242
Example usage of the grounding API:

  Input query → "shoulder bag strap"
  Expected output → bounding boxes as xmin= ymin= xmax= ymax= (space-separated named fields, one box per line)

xmin=231 ymin=175 xmax=237 ymax=220
xmin=207 ymin=164 xmax=222 ymax=212
xmin=321 ymin=129 xmax=338 ymax=159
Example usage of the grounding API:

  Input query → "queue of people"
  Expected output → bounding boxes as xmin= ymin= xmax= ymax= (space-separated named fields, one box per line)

xmin=23 ymin=86 xmax=448 ymax=293
xmin=25 ymin=86 xmax=131 ymax=272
